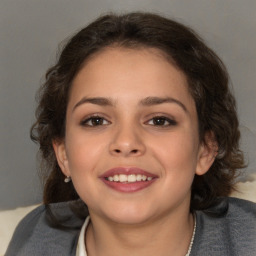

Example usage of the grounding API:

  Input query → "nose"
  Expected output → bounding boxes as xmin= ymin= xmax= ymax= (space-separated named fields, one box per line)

xmin=109 ymin=124 xmax=146 ymax=157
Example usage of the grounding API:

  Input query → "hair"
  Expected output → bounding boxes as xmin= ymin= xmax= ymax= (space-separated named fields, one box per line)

xmin=31 ymin=12 xmax=244 ymax=217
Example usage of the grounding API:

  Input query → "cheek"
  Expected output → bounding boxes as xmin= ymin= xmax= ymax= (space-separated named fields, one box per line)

xmin=64 ymin=134 xmax=105 ymax=205
xmin=151 ymin=131 xmax=200 ymax=184
xmin=65 ymin=132 xmax=104 ymax=175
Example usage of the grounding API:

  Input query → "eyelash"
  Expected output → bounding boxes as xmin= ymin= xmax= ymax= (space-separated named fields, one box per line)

xmin=80 ymin=115 xmax=177 ymax=127
xmin=146 ymin=116 xmax=177 ymax=127
xmin=80 ymin=115 xmax=110 ymax=127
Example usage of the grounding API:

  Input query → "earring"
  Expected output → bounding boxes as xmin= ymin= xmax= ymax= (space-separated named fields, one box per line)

xmin=64 ymin=176 xmax=71 ymax=183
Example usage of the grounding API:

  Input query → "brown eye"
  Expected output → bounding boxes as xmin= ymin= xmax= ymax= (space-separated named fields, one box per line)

xmin=81 ymin=116 xmax=109 ymax=127
xmin=147 ymin=116 xmax=177 ymax=126
xmin=153 ymin=117 xmax=167 ymax=126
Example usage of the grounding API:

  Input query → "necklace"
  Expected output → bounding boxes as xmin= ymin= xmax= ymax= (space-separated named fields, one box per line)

xmin=79 ymin=216 xmax=197 ymax=256
xmin=185 ymin=216 xmax=196 ymax=256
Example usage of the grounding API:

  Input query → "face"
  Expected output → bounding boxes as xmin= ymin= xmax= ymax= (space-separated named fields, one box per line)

xmin=54 ymin=47 xmax=214 ymax=225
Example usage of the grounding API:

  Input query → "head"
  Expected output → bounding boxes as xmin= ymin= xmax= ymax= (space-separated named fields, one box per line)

xmin=31 ymin=12 xmax=244 ymax=213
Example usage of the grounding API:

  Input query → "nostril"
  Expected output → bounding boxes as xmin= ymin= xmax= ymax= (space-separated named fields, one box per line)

xmin=113 ymin=149 xmax=139 ymax=154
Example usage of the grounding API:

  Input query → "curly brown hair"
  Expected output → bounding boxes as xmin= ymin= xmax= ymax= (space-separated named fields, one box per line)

xmin=31 ymin=12 xmax=244 ymax=214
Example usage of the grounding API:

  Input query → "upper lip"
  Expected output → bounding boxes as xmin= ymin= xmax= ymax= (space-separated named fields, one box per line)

xmin=100 ymin=167 xmax=158 ymax=178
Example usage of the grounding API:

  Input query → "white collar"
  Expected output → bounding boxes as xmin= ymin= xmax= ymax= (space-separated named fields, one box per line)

xmin=76 ymin=216 xmax=90 ymax=256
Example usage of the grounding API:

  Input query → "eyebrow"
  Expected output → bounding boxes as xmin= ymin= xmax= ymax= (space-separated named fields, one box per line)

xmin=72 ymin=97 xmax=114 ymax=112
xmin=72 ymin=96 xmax=187 ymax=112
xmin=140 ymin=97 xmax=187 ymax=112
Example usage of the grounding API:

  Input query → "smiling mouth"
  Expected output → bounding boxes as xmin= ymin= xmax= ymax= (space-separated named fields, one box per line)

xmin=100 ymin=167 xmax=157 ymax=192
xmin=105 ymin=174 xmax=154 ymax=183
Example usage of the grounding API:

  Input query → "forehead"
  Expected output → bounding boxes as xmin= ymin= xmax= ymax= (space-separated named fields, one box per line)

xmin=68 ymin=47 xmax=195 ymax=113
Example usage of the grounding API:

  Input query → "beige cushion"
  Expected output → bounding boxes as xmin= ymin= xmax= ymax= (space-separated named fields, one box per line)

xmin=0 ymin=204 xmax=39 ymax=256
xmin=231 ymin=174 xmax=256 ymax=203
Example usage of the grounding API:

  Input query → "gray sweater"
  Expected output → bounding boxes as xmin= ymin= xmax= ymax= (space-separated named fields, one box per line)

xmin=5 ymin=197 xmax=256 ymax=256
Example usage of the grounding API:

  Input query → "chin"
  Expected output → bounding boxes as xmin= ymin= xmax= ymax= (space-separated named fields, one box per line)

xmin=103 ymin=204 xmax=155 ymax=225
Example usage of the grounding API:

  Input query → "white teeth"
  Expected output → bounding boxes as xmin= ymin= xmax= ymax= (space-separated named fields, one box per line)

xmin=128 ymin=174 xmax=136 ymax=182
xmin=137 ymin=174 xmax=142 ymax=181
xmin=119 ymin=174 xmax=128 ymax=182
xmin=113 ymin=175 xmax=119 ymax=182
xmin=107 ymin=174 xmax=153 ymax=183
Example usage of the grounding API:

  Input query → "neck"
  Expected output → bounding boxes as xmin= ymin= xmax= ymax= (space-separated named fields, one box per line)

xmin=85 ymin=209 xmax=195 ymax=256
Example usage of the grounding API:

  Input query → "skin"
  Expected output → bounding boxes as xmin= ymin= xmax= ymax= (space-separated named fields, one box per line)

xmin=53 ymin=47 xmax=216 ymax=256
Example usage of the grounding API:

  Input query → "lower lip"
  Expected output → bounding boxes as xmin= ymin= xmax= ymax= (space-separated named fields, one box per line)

xmin=101 ymin=179 xmax=156 ymax=193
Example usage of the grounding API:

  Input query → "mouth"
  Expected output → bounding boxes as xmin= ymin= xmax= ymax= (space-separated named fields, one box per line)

xmin=105 ymin=173 xmax=154 ymax=182
xmin=100 ymin=167 xmax=158 ymax=193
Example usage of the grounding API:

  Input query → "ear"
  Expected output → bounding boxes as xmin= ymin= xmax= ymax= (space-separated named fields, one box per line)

xmin=196 ymin=131 xmax=218 ymax=176
xmin=52 ymin=139 xmax=71 ymax=177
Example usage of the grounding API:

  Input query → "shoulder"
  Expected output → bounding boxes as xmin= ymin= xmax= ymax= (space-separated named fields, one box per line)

xmin=227 ymin=196 xmax=256 ymax=214
xmin=192 ymin=197 xmax=256 ymax=256
xmin=5 ymin=201 xmax=85 ymax=256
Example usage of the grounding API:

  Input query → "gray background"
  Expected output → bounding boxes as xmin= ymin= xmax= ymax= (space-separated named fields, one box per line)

xmin=1 ymin=0 xmax=255 ymax=210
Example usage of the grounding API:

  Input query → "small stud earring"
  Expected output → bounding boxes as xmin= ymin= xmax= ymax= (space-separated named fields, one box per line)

xmin=64 ymin=176 xmax=71 ymax=183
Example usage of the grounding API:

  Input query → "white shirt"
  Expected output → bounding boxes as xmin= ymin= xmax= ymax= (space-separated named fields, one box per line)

xmin=76 ymin=216 xmax=90 ymax=256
